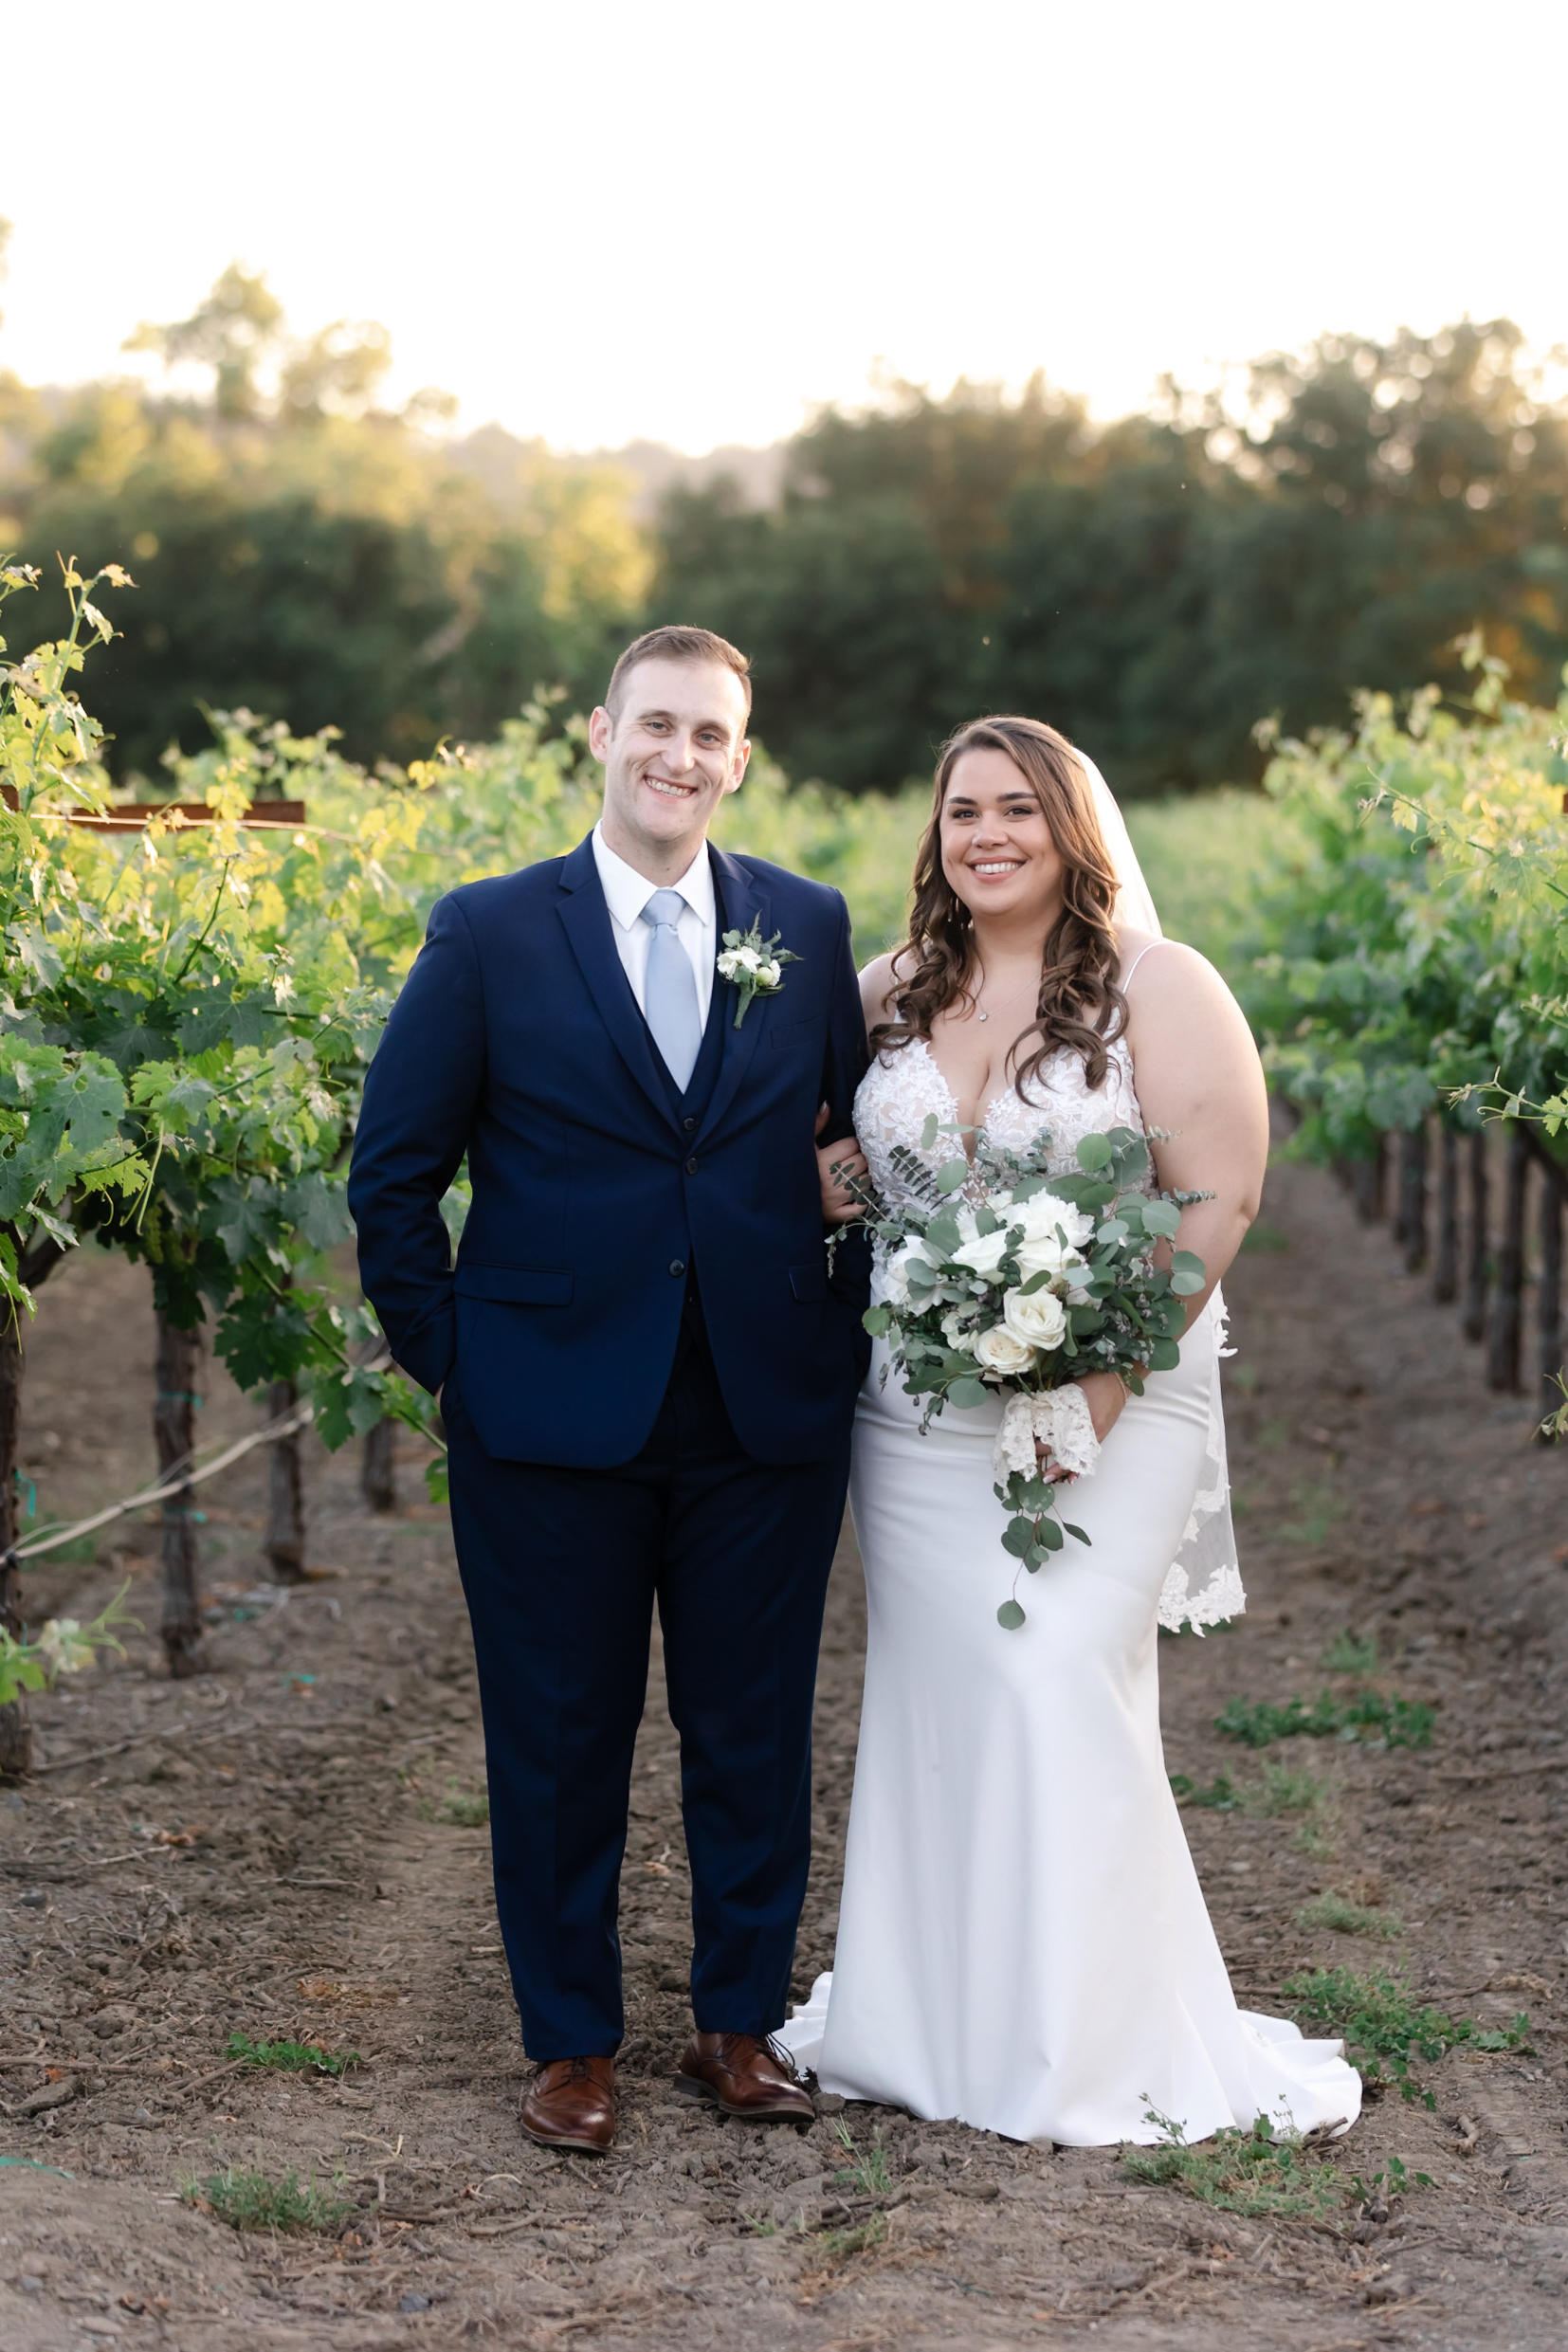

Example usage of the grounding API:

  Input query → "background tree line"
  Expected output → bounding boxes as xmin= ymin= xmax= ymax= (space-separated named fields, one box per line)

xmin=3 ymin=237 xmax=1565 ymax=793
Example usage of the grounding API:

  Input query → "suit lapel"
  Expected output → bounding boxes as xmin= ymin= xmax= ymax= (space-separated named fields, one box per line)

xmin=698 ymin=848 xmax=771 ymax=1144
xmin=555 ymin=835 xmax=682 ymax=1136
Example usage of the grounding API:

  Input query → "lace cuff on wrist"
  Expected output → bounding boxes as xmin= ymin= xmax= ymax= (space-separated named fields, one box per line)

xmin=992 ymin=1384 xmax=1102 ymax=1484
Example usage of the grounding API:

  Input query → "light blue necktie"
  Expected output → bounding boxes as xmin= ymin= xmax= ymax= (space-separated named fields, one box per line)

xmin=640 ymin=888 xmax=702 ymax=1091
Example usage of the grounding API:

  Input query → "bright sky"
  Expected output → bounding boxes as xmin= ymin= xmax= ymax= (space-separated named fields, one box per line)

xmin=4 ymin=0 xmax=1565 ymax=456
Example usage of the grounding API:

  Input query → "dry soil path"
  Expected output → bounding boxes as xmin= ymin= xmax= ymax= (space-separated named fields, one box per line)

xmin=1 ymin=1157 xmax=1565 ymax=2350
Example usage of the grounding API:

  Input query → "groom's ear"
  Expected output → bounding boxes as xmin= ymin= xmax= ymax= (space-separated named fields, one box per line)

xmin=588 ymin=705 xmax=614 ymax=762
xmin=725 ymin=737 xmax=752 ymax=794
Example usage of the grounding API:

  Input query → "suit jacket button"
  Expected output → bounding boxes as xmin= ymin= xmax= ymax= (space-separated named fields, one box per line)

xmin=669 ymin=1259 xmax=685 ymax=1277
xmin=683 ymin=1116 xmax=697 ymax=1131
xmin=684 ymin=1157 xmax=700 ymax=1176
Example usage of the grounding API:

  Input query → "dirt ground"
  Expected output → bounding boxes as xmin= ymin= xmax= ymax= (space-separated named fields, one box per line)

xmin=1 ymin=1153 xmax=1566 ymax=2352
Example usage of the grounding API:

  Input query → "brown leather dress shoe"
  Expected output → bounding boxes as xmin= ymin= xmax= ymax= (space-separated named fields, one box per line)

xmin=520 ymin=2054 xmax=615 ymax=2154
xmin=675 ymin=2032 xmax=814 ymax=2124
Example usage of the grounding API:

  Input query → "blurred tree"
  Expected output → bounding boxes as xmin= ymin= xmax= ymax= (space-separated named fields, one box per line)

xmin=2 ymin=264 xmax=646 ymax=774
xmin=654 ymin=328 xmax=1568 ymax=793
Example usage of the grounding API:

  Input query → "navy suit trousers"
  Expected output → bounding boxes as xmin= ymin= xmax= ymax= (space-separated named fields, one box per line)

xmin=443 ymin=1299 xmax=851 ymax=2059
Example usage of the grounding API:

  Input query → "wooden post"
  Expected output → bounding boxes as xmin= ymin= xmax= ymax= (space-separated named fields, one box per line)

xmin=361 ymin=1417 xmax=398 ymax=1515
xmin=265 ymin=1378 xmax=308 ymax=1583
xmin=1396 ymin=1124 xmax=1430 ymax=1272
xmin=0 ymin=1232 xmax=68 ymax=1778
xmin=155 ymin=1309 xmax=208 ymax=1678
xmin=1486 ymin=1125 xmax=1530 ymax=1394
xmin=1433 ymin=1123 xmax=1459 ymax=1304
xmin=1463 ymin=1130 xmax=1490 ymax=1342
xmin=1539 ymin=1150 xmax=1563 ymax=1440
xmin=1350 ymin=1136 xmax=1386 ymax=1223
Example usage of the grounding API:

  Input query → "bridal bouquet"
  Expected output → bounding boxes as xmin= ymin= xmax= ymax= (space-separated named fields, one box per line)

xmin=849 ymin=1117 xmax=1207 ymax=1630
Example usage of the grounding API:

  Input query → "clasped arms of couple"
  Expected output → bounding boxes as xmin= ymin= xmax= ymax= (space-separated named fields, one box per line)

xmin=348 ymin=625 xmax=1363 ymax=2160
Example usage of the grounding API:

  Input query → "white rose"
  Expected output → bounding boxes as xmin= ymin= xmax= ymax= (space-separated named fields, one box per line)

xmin=952 ymin=1226 xmax=1010 ymax=1281
xmin=878 ymin=1237 xmax=927 ymax=1307
xmin=1003 ymin=1285 xmax=1067 ymax=1351
xmin=975 ymin=1322 xmax=1035 ymax=1376
xmin=940 ymin=1308 xmax=977 ymax=1354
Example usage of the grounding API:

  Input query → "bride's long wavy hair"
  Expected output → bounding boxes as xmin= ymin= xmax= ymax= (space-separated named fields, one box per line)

xmin=873 ymin=717 xmax=1127 ymax=1093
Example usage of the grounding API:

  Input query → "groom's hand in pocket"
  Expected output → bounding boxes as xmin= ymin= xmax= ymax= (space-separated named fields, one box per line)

xmin=815 ymin=1102 xmax=866 ymax=1227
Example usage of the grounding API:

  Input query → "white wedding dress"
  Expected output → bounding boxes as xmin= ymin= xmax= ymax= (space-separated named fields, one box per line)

xmin=780 ymin=1010 xmax=1362 ymax=2146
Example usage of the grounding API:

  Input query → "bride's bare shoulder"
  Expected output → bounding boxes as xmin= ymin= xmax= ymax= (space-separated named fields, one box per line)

xmin=858 ymin=948 xmax=915 ymax=1029
xmin=1116 ymin=933 xmax=1225 ymax=996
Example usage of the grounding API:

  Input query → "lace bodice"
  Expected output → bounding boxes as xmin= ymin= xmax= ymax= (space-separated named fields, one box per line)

xmin=854 ymin=1034 xmax=1146 ymax=1212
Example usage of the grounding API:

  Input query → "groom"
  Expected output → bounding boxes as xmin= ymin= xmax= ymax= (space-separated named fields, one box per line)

xmin=348 ymin=626 xmax=869 ymax=2153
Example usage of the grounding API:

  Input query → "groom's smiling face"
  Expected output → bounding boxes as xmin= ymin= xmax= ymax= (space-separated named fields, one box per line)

xmin=590 ymin=657 xmax=752 ymax=877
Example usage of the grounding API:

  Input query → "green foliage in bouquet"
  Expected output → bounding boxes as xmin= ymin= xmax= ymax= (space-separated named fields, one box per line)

xmin=849 ymin=1113 xmax=1207 ymax=1630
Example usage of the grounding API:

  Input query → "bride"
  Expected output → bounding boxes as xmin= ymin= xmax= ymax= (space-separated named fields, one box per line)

xmin=790 ymin=715 xmax=1361 ymax=2147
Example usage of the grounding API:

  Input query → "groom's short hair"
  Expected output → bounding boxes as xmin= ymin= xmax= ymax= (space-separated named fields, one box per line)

xmin=605 ymin=625 xmax=753 ymax=726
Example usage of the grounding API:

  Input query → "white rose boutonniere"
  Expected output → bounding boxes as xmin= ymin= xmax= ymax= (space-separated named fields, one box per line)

xmin=716 ymin=918 xmax=801 ymax=1029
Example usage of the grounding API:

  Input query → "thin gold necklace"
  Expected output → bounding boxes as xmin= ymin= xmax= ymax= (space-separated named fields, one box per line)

xmin=973 ymin=971 xmax=1038 ymax=1025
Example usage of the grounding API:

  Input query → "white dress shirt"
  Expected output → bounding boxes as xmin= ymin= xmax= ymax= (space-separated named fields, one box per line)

xmin=591 ymin=822 xmax=717 ymax=1027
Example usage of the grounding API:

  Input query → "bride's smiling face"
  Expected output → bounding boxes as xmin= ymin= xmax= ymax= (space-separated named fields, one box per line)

xmin=939 ymin=748 xmax=1065 ymax=926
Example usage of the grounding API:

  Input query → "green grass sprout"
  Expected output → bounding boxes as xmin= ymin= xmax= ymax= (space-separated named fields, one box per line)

xmin=226 ymin=2031 xmax=360 ymax=2076
xmin=182 ymin=2164 xmax=352 ymax=2233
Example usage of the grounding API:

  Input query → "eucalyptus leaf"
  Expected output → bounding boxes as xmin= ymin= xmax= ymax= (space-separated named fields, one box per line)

xmin=1075 ymin=1131 xmax=1113 ymax=1172
xmin=996 ymin=1598 xmax=1027 ymax=1631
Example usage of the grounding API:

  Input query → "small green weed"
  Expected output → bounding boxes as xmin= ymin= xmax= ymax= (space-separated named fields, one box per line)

xmin=1295 ymin=1889 xmax=1404 ymax=1941
xmin=831 ymin=2117 xmax=892 ymax=2196
xmin=1121 ymin=2106 xmax=1344 ymax=2217
xmin=1215 ymin=1688 xmax=1434 ymax=1751
xmin=1321 ymin=1630 xmax=1379 ymax=1674
xmin=1349 ymin=2155 xmax=1432 ymax=2201
xmin=1252 ymin=1759 xmax=1325 ymax=1814
xmin=226 ymin=2032 xmax=360 ymax=2076
xmin=183 ymin=2165 xmax=351 ymax=2233
xmin=420 ymin=1778 xmax=489 ymax=1827
xmin=1285 ymin=1966 xmax=1530 ymax=2105
xmin=1248 ymin=1758 xmax=1341 ymax=1854
xmin=816 ymin=2212 xmax=888 ymax=2260
xmin=1169 ymin=1773 xmax=1243 ymax=1810
xmin=1279 ymin=1480 xmax=1345 ymax=1544
xmin=743 ymin=2211 xmax=779 ymax=2236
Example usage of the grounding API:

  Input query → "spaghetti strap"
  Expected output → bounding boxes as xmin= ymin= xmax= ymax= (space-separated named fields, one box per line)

xmin=1120 ymin=939 xmax=1170 ymax=989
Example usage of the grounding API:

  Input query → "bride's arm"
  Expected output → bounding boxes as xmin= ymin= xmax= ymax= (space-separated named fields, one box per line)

xmin=1121 ymin=940 xmax=1269 ymax=1322
xmin=1067 ymin=942 xmax=1267 ymax=1451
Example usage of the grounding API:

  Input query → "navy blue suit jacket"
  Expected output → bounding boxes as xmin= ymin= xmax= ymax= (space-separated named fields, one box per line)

xmin=347 ymin=834 xmax=871 ymax=1467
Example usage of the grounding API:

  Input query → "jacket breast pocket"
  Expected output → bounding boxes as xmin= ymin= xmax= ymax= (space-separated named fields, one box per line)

xmin=455 ymin=1264 xmax=574 ymax=1306
xmin=770 ymin=1020 xmax=817 ymax=1052
xmin=788 ymin=1261 xmax=828 ymax=1304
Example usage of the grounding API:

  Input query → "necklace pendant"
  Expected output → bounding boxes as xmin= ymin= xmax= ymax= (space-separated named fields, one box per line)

xmin=977 ymin=1011 xmax=988 ymax=1022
